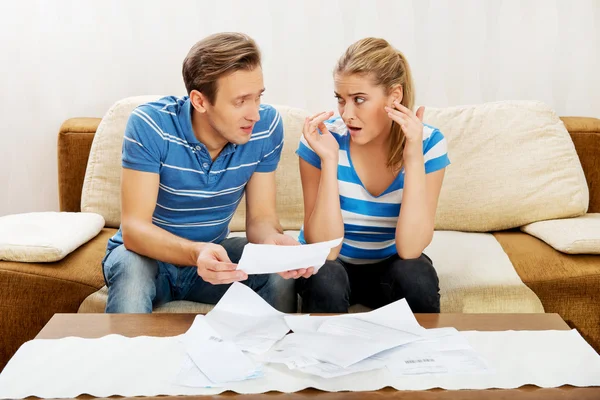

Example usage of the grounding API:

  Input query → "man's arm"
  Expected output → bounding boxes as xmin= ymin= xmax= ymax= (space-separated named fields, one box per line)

xmin=244 ymin=170 xmax=282 ymax=244
xmin=120 ymin=168 xmax=202 ymax=266
xmin=120 ymin=168 xmax=246 ymax=284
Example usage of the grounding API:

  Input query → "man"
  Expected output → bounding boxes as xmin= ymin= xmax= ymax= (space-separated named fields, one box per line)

xmin=102 ymin=32 xmax=313 ymax=313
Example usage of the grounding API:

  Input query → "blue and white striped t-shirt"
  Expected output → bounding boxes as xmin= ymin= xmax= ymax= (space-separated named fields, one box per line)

xmin=296 ymin=117 xmax=450 ymax=264
xmin=106 ymin=96 xmax=284 ymax=255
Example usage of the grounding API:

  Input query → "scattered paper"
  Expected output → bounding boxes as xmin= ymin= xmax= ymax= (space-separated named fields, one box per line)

xmin=274 ymin=331 xmax=415 ymax=369
xmin=179 ymin=316 xmax=261 ymax=384
xmin=174 ymin=354 xmax=217 ymax=388
xmin=3 ymin=327 xmax=600 ymax=398
xmin=205 ymin=282 xmax=289 ymax=354
xmin=285 ymin=298 xmax=425 ymax=336
xmin=378 ymin=328 xmax=492 ymax=375
xmin=236 ymin=237 xmax=342 ymax=274
xmin=298 ymin=357 xmax=387 ymax=379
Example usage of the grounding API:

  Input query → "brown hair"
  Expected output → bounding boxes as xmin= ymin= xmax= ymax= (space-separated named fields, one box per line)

xmin=335 ymin=38 xmax=415 ymax=171
xmin=182 ymin=32 xmax=261 ymax=104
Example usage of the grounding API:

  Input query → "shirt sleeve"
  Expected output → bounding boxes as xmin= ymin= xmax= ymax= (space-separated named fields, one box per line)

xmin=423 ymin=126 xmax=451 ymax=174
xmin=255 ymin=109 xmax=284 ymax=173
xmin=121 ymin=106 xmax=165 ymax=173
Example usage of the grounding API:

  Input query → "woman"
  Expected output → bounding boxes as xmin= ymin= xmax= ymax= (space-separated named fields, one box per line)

xmin=296 ymin=38 xmax=450 ymax=313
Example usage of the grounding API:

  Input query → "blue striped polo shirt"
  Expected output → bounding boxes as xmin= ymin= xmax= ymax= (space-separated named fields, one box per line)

xmin=106 ymin=96 xmax=284 ymax=255
xmin=296 ymin=117 xmax=450 ymax=264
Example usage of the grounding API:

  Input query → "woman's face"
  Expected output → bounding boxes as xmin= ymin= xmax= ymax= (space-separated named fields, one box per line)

xmin=334 ymin=73 xmax=400 ymax=145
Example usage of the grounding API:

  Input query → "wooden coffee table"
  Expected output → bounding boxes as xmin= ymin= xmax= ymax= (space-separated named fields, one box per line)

xmin=35 ymin=313 xmax=600 ymax=399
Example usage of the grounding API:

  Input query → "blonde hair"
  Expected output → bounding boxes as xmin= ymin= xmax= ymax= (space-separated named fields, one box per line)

xmin=182 ymin=32 xmax=261 ymax=104
xmin=335 ymin=38 xmax=415 ymax=171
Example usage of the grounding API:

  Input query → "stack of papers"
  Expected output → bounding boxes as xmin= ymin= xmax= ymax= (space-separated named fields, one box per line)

xmin=262 ymin=298 xmax=429 ymax=377
xmin=178 ymin=316 xmax=262 ymax=386
xmin=374 ymin=327 xmax=492 ymax=376
xmin=175 ymin=281 xmax=492 ymax=384
xmin=175 ymin=283 xmax=290 ymax=387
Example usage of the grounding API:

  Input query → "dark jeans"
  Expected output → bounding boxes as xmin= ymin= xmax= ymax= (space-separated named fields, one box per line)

xmin=296 ymin=253 xmax=440 ymax=313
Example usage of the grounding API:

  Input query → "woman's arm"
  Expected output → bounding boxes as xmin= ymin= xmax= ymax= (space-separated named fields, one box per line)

xmin=395 ymin=154 xmax=445 ymax=259
xmin=300 ymin=159 xmax=344 ymax=259
xmin=298 ymin=111 xmax=344 ymax=259
xmin=385 ymin=102 xmax=446 ymax=259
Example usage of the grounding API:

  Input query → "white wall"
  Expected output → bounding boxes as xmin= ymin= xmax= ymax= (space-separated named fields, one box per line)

xmin=2 ymin=0 xmax=599 ymax=216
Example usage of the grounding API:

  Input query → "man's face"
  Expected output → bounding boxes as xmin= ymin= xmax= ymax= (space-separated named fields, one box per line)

xmin=204 ymin=67 xmax=264 ymax=145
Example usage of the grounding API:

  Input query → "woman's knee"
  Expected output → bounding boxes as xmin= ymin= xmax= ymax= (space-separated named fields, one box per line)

xmin=296 ymin=260 xmax=351 ymax=313
xmin=299 ymin=260 xmax=350 ymax=294
xmin=388 ymin=255 xmax=440 ymax=312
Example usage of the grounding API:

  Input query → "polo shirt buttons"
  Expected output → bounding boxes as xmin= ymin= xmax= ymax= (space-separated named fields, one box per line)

xmin=196 ymin=145 xmax=202 ymax=151
xmin=203 ymin=163 xmax=209 ymax=168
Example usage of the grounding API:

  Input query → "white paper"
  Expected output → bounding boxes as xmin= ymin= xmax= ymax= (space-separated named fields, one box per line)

xmin=317 ymin=316 xmax=421 ymax=343
xmin=378 ymin=328 xmax=492 ymax=375
xmin=236 ymin=237 xmax=342 ymax=274
xmin=179 ymin=315 xmax=261 ymax=384
xmin=298 ymin=357 xmax=387 ymax=378
xmin=174 ymin=354 xmax=218 ymax=388
xmin=258 ymin=345 xmax=387 ymax=378
xmin=205 ymin=282 xmax=289 ymax=354
xmin=285 ymin=298 xmax=425 ymax=336
xmin=274 ymin=330 xmax=418 ymax=368
xmin=2 ymin=330 xmax=600 ymax=398
xmin=256 ymin=347 xmax=320 ymax=370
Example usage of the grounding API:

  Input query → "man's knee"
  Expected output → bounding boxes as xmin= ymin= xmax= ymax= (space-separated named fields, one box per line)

xmin=103 ymin=246 xmax=160 ymax=313
xmin=103 ymin=246 xmax=159 ymax=287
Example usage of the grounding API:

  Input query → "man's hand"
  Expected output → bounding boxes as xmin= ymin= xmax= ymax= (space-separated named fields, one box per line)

xmin=196 ymin=243 xmax=247 ymax=285
xmin=262 ymin=233 xmax=315 ymax=279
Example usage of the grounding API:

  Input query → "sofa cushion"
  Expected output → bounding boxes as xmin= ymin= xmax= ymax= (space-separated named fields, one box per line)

xmin=520 ymin=213 xmax=600 ymax=254
xmin=79 ymin=230 xmax=544 ymax=315
xmin=494 ymin=230 xmax=600 ymax=353
xmin=81 ymin=96 xmax=308 ymax=231
xmin=424 ymin=101 xmax=589 ymax=232
xmin=424 ymin=231 xmax=544 ymax=313
xmin=0 ymin=212 xmax=105 ymax=263
xmin=0 ymin=228 xmax=113 ymax=288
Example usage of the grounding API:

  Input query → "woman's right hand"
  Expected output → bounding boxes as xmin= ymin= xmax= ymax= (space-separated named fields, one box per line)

xmin=303 ymin=111 xmax=338 ymax=162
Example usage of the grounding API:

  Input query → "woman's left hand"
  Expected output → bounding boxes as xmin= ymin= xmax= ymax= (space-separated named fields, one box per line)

xmin=385 ymin=101 xmax=425 ymax=146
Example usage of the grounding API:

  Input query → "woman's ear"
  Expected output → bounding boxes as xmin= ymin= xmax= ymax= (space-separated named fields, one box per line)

xmin=388 ymin=85 xmax=403 ymax=107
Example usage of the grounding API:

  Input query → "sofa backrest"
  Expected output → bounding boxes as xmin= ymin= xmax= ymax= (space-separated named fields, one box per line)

xmin=424 ymin=100 xmax=588 ymax=231
xmin=81 ymin=97 xmax=589 ymax=232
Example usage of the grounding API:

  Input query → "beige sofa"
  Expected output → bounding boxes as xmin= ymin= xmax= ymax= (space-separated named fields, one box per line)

xmin=1 ymin=97 xmax=599 ymax=371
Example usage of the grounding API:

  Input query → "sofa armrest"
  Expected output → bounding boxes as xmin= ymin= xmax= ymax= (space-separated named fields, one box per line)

xmin=58 ymin=118 xmax=102 ymax=212
xmin=561 ymin=117 xmax=600 ymax=213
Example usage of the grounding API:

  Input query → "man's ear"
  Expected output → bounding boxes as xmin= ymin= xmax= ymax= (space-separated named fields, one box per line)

xmin=388 ymin=85 xmax=403 ymax=107
xmin=190 ymin=90 xmax=209 ymax=113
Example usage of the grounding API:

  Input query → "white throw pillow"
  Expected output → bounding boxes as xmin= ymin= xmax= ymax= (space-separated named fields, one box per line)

xmin=0 ymin=212 xmax=105 ymax=262
xmin=521 ymin=213 xmax=600 ymax=254
xmin=424 ymin=100 xmax=589 ymax=232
